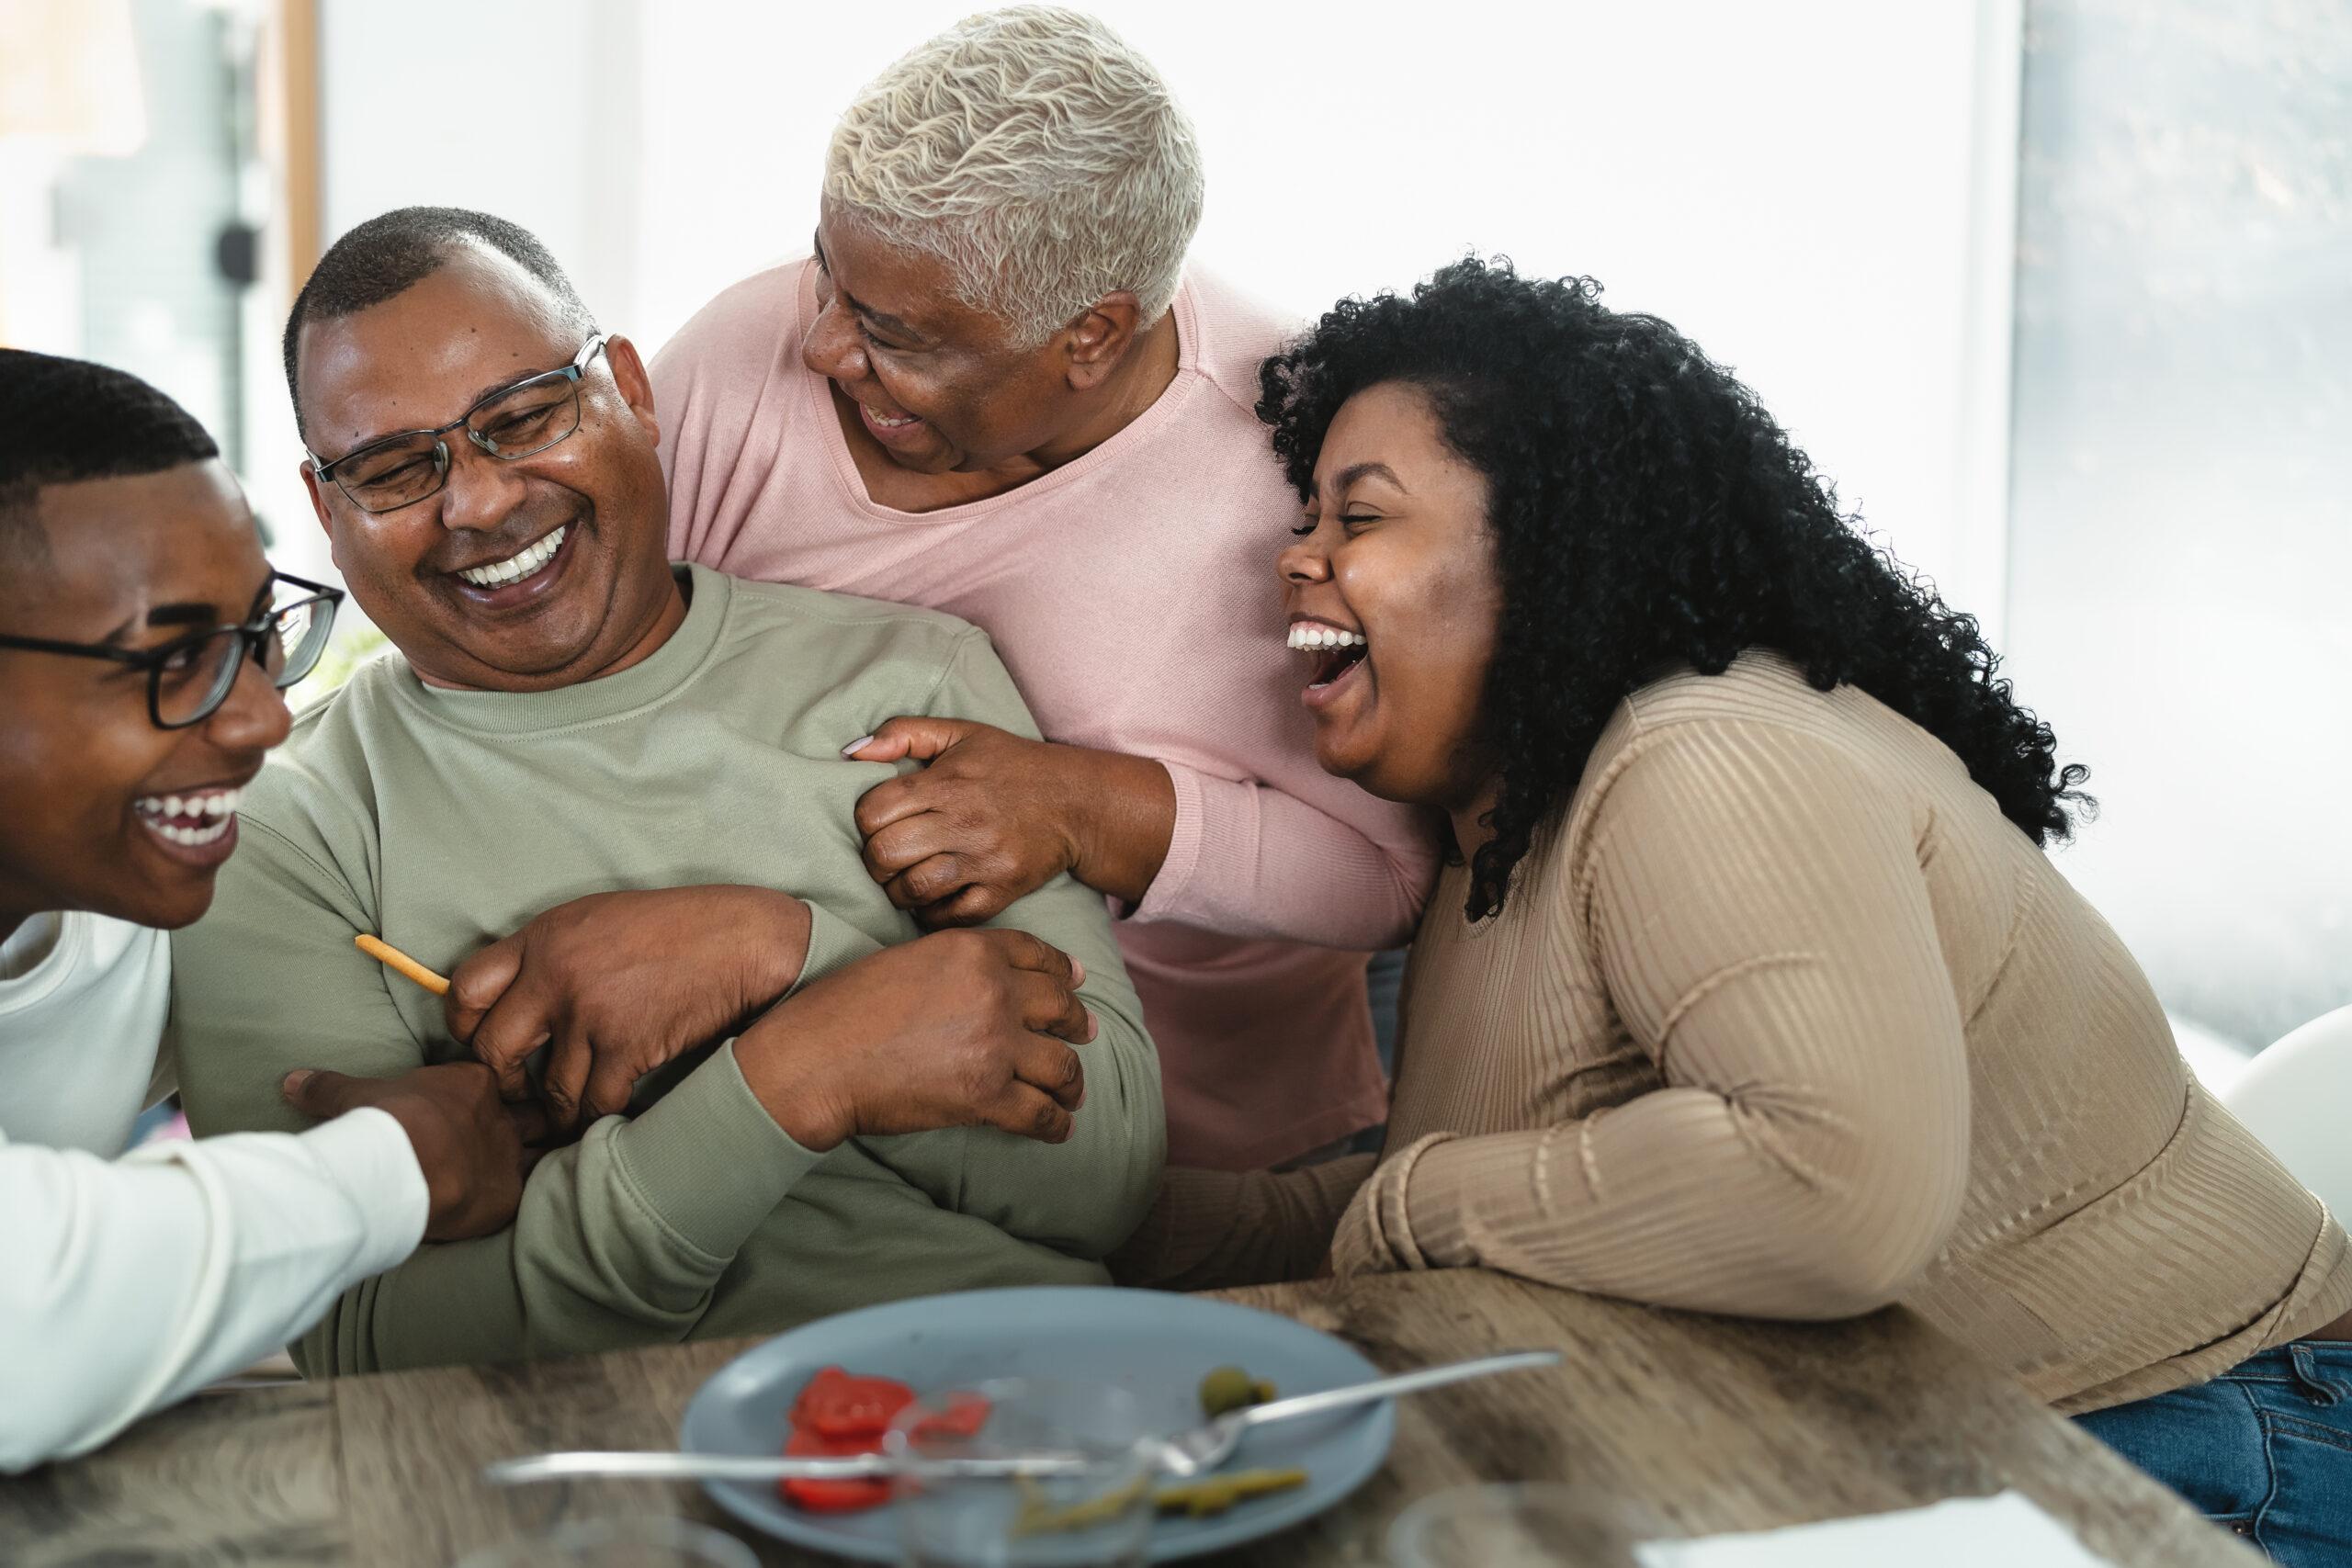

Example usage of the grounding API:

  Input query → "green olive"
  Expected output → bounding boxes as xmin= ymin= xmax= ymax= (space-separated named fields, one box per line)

xmin=1198 ymin=1365 xmax=1258 ymax=1417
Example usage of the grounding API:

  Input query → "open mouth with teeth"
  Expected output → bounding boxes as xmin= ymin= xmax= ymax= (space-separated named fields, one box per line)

xmin=454 ymin=524 xmax=569 ymax=592
xmin=853 ymin=396 xmax=928 ymax=446
xmin=133 ymin=786 xmax=242 ymax=858
xmin=1288 ymin=621 xmax=1370 ymax=690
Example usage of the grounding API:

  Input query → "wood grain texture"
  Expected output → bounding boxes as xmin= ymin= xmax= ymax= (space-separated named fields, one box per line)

xmin=0 ymin=1270 xmax=2258 ymax=1567
xmin=0 ymin=1382 xmax=344 ymax=1568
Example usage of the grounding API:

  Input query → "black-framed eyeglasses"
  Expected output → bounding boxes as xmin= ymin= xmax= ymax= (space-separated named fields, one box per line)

xmin=0 ymin=571 xmax=345 ymax=729
xmin=307 ymin=333 xmax=610 ymax=514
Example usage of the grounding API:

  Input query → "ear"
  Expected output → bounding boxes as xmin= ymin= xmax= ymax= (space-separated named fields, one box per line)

xmin=605 ymin=333 xmax=661 ymax=450
xmin=299 ymin=458 xmax=334 ymax=543
xmin=1062 ymin=291 xmax=1146 ymax=392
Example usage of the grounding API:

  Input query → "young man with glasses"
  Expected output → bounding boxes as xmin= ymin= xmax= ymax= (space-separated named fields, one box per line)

xmin=0 ymin=349 xmax=537 ymax=1471
xmin=167 ymin=208 xmax=1163 ymax=1378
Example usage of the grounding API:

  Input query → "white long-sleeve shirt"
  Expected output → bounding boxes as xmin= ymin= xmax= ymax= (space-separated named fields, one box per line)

xmin=0 ymin=910 xmax=427 ymax=1472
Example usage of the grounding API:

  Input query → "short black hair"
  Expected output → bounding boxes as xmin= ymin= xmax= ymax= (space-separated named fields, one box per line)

xmin=0 ymin=348 xmax=220 ymax=581
xmin=282 ymin=206 xmax=596 ymax=431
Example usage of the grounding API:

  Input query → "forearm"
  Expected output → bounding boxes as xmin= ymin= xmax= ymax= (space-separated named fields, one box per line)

xmin=292 ymin=1042 xmax=823 ymax=1376
xmin=1062 ymin=747 xmax=1178 ymax=908
xmin=1130 ymin=763 xmax=1439 ymax=945
xmin=0 ymin=1111 xmax=424 ymax=1469
xmin=1111 ymin=1156 xmax=1373 ymax=1292
xmin=1337 ymin=1083 xmax=1962 ymax=1318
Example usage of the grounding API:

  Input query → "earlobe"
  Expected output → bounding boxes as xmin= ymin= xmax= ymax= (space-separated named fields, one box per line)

xmin=299 ymin=462 xmax=334 ymax=539
xmin=1064 ymin=293 xmax=1144 ymax=389
xmin=605 ymin=334 xmax=662 ymax=435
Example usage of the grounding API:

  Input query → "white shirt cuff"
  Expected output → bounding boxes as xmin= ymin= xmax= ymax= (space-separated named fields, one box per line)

xmin=299 ymin=1107 xmax=430 ymax=1280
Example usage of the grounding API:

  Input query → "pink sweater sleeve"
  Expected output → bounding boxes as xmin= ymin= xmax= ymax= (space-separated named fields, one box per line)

xmin=1130 ymin=761 xmax=1441 ymax=950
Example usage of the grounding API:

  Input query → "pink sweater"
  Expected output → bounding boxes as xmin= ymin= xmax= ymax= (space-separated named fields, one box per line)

xmin=652 ymin=260 xmax=1439 ymax=1169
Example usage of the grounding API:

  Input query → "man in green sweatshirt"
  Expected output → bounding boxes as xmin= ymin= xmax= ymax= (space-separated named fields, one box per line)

xmin=170 ymin=208 xmax=1165 ymax=1377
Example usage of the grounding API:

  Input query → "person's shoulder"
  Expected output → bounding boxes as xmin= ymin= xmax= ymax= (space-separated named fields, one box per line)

xmin=236 ymin=655 xmax=407 ymax=855
xmin=707 ymin=568 xmax=985 ymax=682
xmin=1577 ymin=653 xmax=1925 ymax=829
xmin=1176 ymin=265 xmax=1304 ymax=422
xmin=651 ymin=256 xmax=812 ymax=379
xmin=1622 ymin=651 xmax=1850 ymax=735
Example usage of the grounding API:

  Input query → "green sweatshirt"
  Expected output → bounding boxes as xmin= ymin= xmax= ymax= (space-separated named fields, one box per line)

xmin=172 ymin=565 xmax=1165 ymax=1376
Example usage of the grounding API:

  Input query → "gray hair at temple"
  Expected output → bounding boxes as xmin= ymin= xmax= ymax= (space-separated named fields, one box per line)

xmin=824 ymin=6 xmax=1205 ymax=349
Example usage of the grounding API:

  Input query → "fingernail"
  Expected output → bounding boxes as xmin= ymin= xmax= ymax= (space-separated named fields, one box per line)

xmin=842 ymin=735 xmax=876 ymax=757
xmin=1086 ymin=1009 xmax=1100 ymax=1043
xmin=282 ymin=1069 xmax=311 ymax=1094
xmin=1070 ymin=958 xmax=1086 ymax=987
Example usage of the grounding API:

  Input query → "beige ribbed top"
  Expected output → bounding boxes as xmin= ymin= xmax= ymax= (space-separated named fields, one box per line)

xmin=1122 ymin=653 xmax=2352 ymax=1412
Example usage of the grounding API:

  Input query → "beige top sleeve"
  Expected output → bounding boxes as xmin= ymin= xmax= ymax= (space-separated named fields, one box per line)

xmin=1334 ymin=719 xmax=1975 ymax=1318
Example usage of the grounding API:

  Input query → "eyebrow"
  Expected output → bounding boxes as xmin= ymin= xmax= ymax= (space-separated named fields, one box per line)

xmin=812 ymin=231 xmax=923 ymax=343
xmin=332 ymin=355 xmax=571 ymax=460
xmin=105 ymin=574 xmax=277 ymax=645
xmin=1333 ymin=461 xmax=1408 ymax=494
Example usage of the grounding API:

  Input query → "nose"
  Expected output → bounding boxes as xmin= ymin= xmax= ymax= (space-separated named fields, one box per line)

xmin=435 ymin=438 xmax=530 ymax=535
xmin=1277 ymin=525 xmax=1332 ymax=586
xmin=203 ymin=648 xmax=294 ymax=758
xmin=801 ymin=293 xmax=869 ymax=385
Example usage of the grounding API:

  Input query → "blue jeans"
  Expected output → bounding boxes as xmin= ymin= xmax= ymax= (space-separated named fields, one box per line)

xmin=2077 ymin=1342 xmax=2352 ymax=1565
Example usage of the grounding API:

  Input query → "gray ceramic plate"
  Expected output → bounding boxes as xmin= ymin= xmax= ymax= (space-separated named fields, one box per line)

xmin=680 ymin=1286 xmax=1396 ymax=1562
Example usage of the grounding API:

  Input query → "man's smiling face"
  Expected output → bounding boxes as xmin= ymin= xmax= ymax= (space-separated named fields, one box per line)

xmin=0 ymin=460 xmax=291 ymax=931
xmin=296 ymin=243 xmax=676 ymax=693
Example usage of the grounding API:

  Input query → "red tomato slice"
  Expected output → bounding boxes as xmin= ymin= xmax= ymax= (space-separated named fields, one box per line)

xmin=910 ymin=1392 xmax=991 ymax=1441
xmin=790 ymin=1366 xmax=918 ymax=1440
xmin=778 ymin=1426 xmax=891 ymax=1513
xmin=777 ymin=1368 xmax=995 ymax=1516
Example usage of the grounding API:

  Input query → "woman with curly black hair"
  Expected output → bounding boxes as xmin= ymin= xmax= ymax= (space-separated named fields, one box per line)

xmin=1117 ymin=259 xmax=2352 ymax=1560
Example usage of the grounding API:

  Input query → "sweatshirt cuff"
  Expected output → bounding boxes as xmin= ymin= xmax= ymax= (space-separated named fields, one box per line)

xmin=610 ymin=1039 xmax=824 ymax=1262
xmin=791 ymin=902 xmax=877 ymax=993
xmin=299 ymin=1106 xmax=430 ymax=1280
xmin=1125 ymin=760 xmax=1205 ymax=923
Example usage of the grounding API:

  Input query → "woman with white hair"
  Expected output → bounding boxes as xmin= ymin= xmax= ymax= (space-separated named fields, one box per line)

xmin=652 ymin=6 xmax=1435 ymax=1172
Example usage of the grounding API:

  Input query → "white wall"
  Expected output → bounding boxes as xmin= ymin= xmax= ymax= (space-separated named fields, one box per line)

xmin=314 ymin=0 xmax=2017 ymax=624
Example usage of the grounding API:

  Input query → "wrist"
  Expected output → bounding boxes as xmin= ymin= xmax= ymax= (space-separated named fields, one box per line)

xmin=733 ymin=1002 xmax=851 ymax=1151
xmin=738 ymin=888 xmax=812 ymax=1011
xmin=1063 ymin=748 xmax=1175 ymax=906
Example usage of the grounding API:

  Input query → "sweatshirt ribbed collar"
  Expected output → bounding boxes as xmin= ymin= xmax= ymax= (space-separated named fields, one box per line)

xmin=389 ymin=564 xmax=731 ymax=736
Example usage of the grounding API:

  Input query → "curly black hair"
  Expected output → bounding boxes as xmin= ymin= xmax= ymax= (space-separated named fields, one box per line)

xmin=1258 ymin=258 xmax=2090 ymax=920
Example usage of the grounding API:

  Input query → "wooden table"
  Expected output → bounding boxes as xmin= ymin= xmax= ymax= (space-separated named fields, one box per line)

xmin=2 ymin=1270 xmax=2252 ymax=1567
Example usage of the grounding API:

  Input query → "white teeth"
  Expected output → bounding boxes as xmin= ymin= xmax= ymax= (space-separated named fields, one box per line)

xmin=458 ymin=525 xmax=567 ymax=588
xmin=865 ymin=405 xmax=918 ymax=427
xmin=158 ymin=818 xmax=232 ymax=846
xmin=136 ymin=786 xmax=243 ymax=825
xmin=1286 ymin=624 xmax=1366 ymax=652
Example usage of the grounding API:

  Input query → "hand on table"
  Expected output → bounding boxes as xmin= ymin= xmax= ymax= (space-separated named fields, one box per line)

xmin=848 ymin=719 xmax=1174 ymax=923
xmin=282 ymin=1062 xmax=544 ymax=1241
xmin=443 ymin=886 xmax=813 ymax=1132
xmin=734 ymin=927 xmax=1097 ymax=1152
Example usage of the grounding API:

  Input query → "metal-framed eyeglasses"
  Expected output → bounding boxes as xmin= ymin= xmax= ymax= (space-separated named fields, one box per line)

xmin=0 ymin=571 xmax=345 ymax=729
xmin=307 ymin=333 xmax=610 ymax=513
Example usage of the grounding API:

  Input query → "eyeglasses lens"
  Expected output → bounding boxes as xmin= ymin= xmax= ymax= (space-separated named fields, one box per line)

xmin=334 ymin=436 xmax=450 ymax=513
xmin=466 ymin=373 xmax=582 ymax=459
xmin=154 ymin=628 xmax=248 ymax=727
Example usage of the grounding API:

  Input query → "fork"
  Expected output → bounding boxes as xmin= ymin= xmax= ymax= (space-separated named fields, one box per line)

xmin=1150 ymin=1348 xmax=1561 ymax=1476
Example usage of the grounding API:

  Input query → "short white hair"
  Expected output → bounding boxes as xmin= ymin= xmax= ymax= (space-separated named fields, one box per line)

xmin=824 ymin=6 xmax=1205 ymax=348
